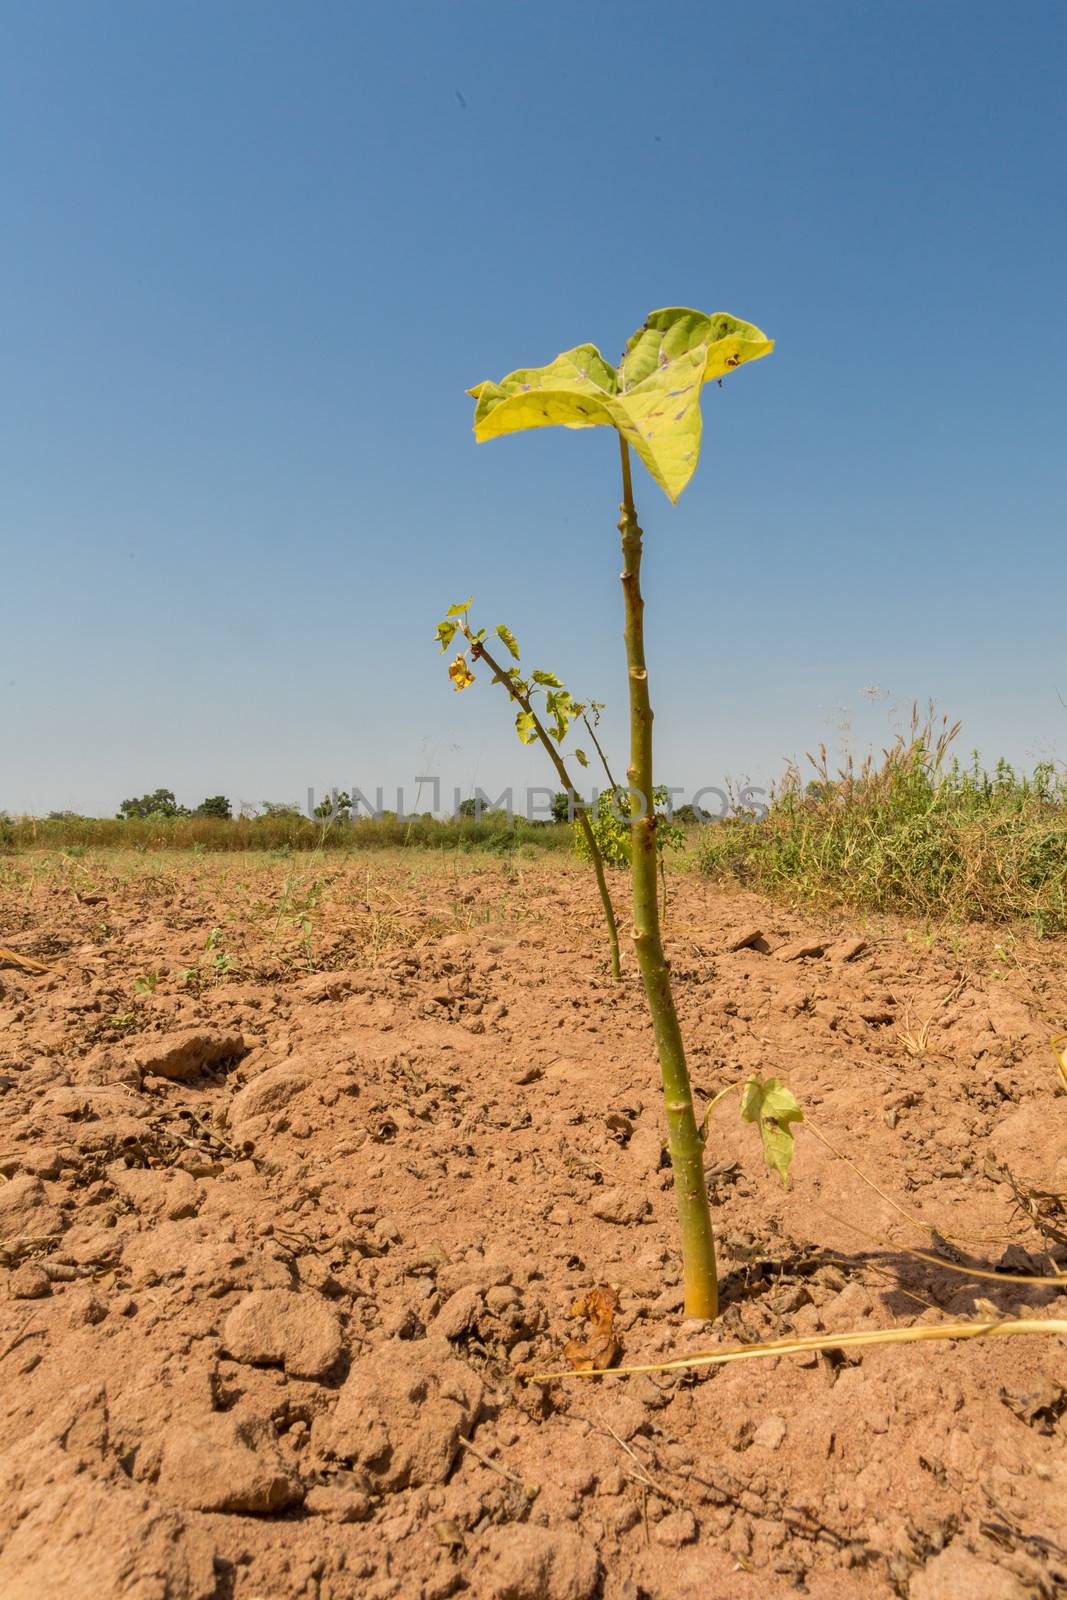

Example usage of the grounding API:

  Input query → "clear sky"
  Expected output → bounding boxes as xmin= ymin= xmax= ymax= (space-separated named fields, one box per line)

xmin=2 ymin=0 xmax=1064 ymax=817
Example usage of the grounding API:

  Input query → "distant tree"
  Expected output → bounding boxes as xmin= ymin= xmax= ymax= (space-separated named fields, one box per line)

xmin=455 ymin=797 xmax=479 ymax=820
xmin=672 ymin=803 xmax=700 ymax=825
xmin=313 ymin=790 xmax=351 ymax=821
xmin=258 ymin=800 xmax=303 ymax=820
xmin=118 ymin=788 xmax=188 ymax=820
xmin=550 ymin=790 xmax=582 ymax=823
xmin=196 ymin=795 xmax=232 ymax=819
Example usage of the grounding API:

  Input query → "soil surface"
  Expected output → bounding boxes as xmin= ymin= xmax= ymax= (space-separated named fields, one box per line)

xmin=1 ymin=849 xmax=1065 ymax=1600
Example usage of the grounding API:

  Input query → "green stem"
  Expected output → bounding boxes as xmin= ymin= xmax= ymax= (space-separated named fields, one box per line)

xmin=617 ymin=435 xmax=718 ymax=1321
xmin=466 ymin=630 xmax=622 ymax=983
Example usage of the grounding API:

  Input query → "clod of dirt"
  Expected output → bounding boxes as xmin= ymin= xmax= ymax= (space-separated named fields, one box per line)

xmin=830 ymin=935 xmax=869 ymax=961
xmin=989 ymin=1101 xmax=1067 ymax=1191
xmin=590 ymin=1187 xmax=651 ymax=1225
xmin=775 ymin=937 xmax=827 ymax=962
xmin=751 ymin=1414 xmax=787 ymax=1451
xmin=221 ymin=1287 xmax=343 ymax=1379
xmin=304 ymin=1483 xmax=373 ymax=1523
xmin=226 ymin=1064 xmax=310 ymax=1130
xmin=0 ymin=1386 xmax=219 ymax=1600
xmin=474 ymin=1523 xmax=601 ymax=1600
xmin=909 ymin=1544 xmax=1030 ymax=1600
xmin=322 ymin=1336 xmax=483 ymax=1490
xmin=133 ymin=1028 xmax=247 ymax=1082
xmin=0 ymin=1173 xmax=66 ymax=1248
xmin=433 ymin=1284 xmax=484 ymax=1340
xmin=111 ymin=1166 xmax=201 ymax=1221
xmin=8 ymin=1262 xmax=52 ymax=1298
xmin=725 ymin=926 xmax=766 ymax=952
xmin=156 ymin=1412 xmax=302 ymax=1514
xmin=654 ymin=1508 xmax=699 ymax=1547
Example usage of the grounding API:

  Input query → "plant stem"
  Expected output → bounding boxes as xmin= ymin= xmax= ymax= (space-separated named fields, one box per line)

xmin=617 ymin=435 xmax=718 ymax=1320
xmin=581 ymin=712 xmax=622 ymax=797
xmin=466 ymin=629 xmax=622 ymax=982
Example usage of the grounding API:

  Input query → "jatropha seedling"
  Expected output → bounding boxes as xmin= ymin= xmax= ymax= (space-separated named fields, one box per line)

xmin=435 ymin=599 xmax=622 ymax=981
xmin=463 ymin=307 xmax=801 ymax=1320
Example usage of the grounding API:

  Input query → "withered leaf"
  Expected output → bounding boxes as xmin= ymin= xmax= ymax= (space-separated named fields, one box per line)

xmin=563 ymin=1284 xmax=621 ymax=1372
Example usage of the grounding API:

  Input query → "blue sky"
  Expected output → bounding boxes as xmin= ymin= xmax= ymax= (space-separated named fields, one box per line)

xmin=2 ymin=0 xmax=1064 ymax=817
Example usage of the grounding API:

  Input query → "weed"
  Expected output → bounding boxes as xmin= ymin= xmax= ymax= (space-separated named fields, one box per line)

xmin=699 ymin=704 xmax=1067 ymax=932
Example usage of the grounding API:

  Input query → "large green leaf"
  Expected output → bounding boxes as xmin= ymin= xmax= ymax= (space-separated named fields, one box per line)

xmin=467 ymin=307 xmax=772 ymax=501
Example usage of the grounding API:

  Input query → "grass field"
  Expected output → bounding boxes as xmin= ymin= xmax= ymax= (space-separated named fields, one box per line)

xmin=698 ymin=709 xmax=1067 ymax=934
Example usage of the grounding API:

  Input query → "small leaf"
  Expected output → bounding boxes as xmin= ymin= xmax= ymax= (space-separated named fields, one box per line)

xmin=448 ymin=654 xmax=475 ymax=692
xmin=575 ymin=748 xmax=589 ymax=768
xmin=446 ymin=596 xmax=473 ymax=618
xmin=497 ymin=624 xmax=521 ymax=660
xmin=515 ymin=709 xmax=537 ymax=745
xmin=533 ymin=670 xmax=563 ymax=688
xmin=740 ymin=1075 xmax=803 ymax=1185
xmin=435 ymin=619 xmax=458 ymax=653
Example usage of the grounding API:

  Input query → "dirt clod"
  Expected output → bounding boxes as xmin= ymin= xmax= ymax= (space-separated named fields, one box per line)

xmin=222 ymin=1287 xmax=343 ymax=1379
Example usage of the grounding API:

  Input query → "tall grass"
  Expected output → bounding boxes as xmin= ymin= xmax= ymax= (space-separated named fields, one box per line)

xmin=698 ymin=706 xmax=1067 ymax=933
xmin=0 ymin=811 xmax=573 ymax=856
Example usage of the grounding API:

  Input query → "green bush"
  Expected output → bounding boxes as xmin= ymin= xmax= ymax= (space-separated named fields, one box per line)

xmin=698 ymin=708 xmax=1067 ymax=932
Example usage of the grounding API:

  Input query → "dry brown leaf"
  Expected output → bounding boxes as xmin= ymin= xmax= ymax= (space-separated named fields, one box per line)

xmin=563 ymin=1284 xmax=621 ymax=1372
xmin=0 ymin=945 xmax=50 ymax=974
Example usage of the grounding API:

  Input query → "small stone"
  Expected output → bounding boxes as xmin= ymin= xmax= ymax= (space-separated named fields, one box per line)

xmin=590 ymin=1187 xmax=651 ymax=1225
xmin=654 ymin=1508 xmax=699 ymax=1548
xmin=485 ymin=1284 xmax=520 ymax=1315
xmin=222 ymin=1288 xmax=343 ymax=1379
xmin=434 ymin=1284 xmax=483 ymax=1339
xmin=304 ymin=1484 xmax=373 ymax=1522
xmin=68 ymin=1290 xmax=108 ymax=1327
xmin=9 ymin=1263 xmax=51 ymax=1299
xmin=752 ymin=1414 xmax=786 ymax=1451
xmin=725 ymin=926 xmax=765 ymax=952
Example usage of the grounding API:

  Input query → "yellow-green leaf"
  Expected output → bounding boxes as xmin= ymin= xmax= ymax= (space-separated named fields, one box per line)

xmin=467 ymin=307 xmax=773 ymax=502
xmin=515 ymin=710 xmax=537 ymax=745
xmin=447 ymin=596 xmax=474 ymax=618
xmin=435 ymin=619 xmax=458 ymax=653
xmin=532 ymin=670 xmax=563 ymax=688
xmin=497 ymin=624 xmax=520 ymax=660
xmin=575 ymin=748 xmax=589 ymax=768
xmin=740 ymin=1075 xmax=803 ymax=1185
